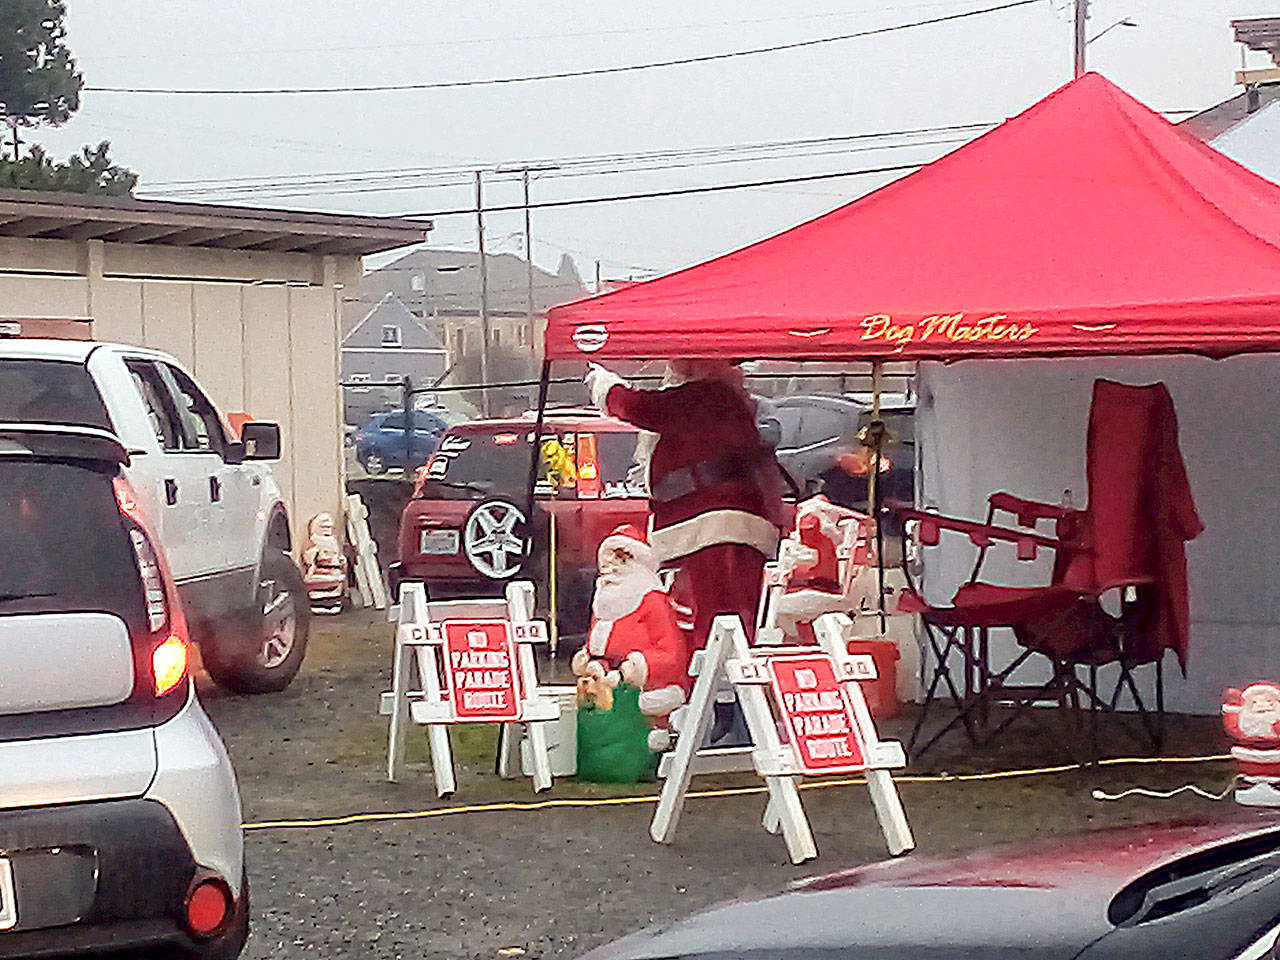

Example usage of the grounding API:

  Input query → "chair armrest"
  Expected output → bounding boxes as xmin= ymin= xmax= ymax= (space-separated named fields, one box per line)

xmin=988 ymin=492 xmax=1081 ymax=526
xmin=890 ymin=503 xmax=1066 ymax=560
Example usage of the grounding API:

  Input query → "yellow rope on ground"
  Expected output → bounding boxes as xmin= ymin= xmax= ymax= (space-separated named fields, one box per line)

xmin=242 ymin=753 xmax=1231 ymax=832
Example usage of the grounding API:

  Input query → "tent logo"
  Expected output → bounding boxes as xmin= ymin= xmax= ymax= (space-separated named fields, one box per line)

xmin=572 ymin=324 xmax=609 ymax=353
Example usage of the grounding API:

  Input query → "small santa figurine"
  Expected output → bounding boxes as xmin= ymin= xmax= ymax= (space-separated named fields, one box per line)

xmin=300 ymin=512 xmax=347 ymax=614
xmin=1223 ymin=683 xmax=1280 ymax=806
xmin=572 ymin=524 xmax=690 ymax=752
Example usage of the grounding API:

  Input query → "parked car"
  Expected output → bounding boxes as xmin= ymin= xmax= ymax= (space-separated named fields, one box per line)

xmin=0 ymin=339 xmax=308 ymax=693
xmin=393 ymin=412 xmax=648 ymax=625
xmin=353 ymin=408 xmax=457 ymax=475
xmin=0 ymin=424 xmax=246 ymax=959
xmin=768 ymin=393 xmax=915 ymax=525
xmin=580 ymin=816 xmax=1280 ymax=959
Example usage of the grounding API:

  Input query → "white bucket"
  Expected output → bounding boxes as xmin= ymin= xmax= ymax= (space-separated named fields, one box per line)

xmin=521 ymin=686 xmax=578 ymax=777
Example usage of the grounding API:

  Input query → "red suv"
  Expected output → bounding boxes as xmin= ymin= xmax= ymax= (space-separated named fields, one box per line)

xmin=393 ymin=412 xmax=648 ymax=624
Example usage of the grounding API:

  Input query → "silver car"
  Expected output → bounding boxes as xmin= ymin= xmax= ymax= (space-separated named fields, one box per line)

xmin=0 ymin=425 xmax=246 ymax=959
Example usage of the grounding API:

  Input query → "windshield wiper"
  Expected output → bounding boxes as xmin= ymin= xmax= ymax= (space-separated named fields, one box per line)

xmin=0 ymin=591 xmax=55 ymax=603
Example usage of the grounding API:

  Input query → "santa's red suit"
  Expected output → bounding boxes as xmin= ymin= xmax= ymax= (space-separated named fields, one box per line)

xmin=574 ymin=525 xmax=691 ymax=743
xmin=588 ymin=362 xmax=784 ymax=655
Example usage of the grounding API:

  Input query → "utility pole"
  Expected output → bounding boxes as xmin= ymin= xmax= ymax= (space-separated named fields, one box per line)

xmin=595 ymin=260 xmax=602 ymax=293
xmin=1073 ymin=0 xmax=1088 ymax=78
xmin=475 ymin=171 xmax=492 ymax=418
xmin=522 ymin=169 xmax=535 ymax=360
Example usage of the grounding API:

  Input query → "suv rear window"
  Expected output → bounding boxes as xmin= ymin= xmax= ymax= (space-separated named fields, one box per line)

xmin=0 ymin=359 xmax=111 ymax=429
xmin=417 ymin=428 xmax=642 ymax=501
xmin=0 ymin=459 xmax=144 ymax=630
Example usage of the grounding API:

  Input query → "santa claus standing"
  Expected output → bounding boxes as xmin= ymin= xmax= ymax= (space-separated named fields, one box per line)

xmin=586 ymin=360 xmax=785 ymax=659
xmin=573 ymin=524 xmax=690 ymax=751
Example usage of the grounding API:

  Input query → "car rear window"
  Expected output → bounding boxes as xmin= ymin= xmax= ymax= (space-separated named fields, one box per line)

xmin=417 ymin=428 xmax=642 ymax=501
xmin=0 ymin=459 xmax=144 ymax=630
xmin=0 ymin=359 xmax=111 ymax=429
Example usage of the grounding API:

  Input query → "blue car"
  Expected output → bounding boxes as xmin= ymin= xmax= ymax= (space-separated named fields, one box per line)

xmin=353 ymin=409 xmax=455 ymax=475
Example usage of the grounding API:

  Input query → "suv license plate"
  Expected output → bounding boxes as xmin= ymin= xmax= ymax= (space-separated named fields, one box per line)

xmin=420 ymin=529 xmax=460 ymax=555
xmin=0 ymin=857 xmax=15 ymax=931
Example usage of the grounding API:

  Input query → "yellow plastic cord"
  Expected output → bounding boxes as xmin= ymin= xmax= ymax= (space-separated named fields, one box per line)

xmin=242 ymin=753 xmax=1231 ymax=832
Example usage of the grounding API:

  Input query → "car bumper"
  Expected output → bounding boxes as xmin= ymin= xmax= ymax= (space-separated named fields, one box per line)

xmin=0 ymin=798 xmax=243 ymax=958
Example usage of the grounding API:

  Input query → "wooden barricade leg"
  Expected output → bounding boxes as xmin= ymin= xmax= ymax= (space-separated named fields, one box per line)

xmin=414 ymin=643 xmax=456 ymax=799
xmin=814 ymin=613 xmax=914 ymax=856
xmin=386 ymin=610 xmax=413 ymax=783
xmin=650 ymin=628 xmax=731 ymax=844
xmin=506 ymin=580 xmax=553 ymax=793
xmin=726 ymin=618 xmax=818 ymax=864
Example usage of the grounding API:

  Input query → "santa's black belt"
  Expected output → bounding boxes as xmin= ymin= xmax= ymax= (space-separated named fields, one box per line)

xmin=650 ymin=455 xmax=755 ymax=503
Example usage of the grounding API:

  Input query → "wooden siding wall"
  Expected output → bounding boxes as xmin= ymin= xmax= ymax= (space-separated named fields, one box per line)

xmin=0 ymin=236 xmax=362 ymax=549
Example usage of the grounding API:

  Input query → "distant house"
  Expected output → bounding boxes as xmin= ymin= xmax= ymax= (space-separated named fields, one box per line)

xmin=1181 ymin=17 xmax=1280 ymax=141
xmin=341 ymin=293 xmax=448 ymax=425
xmin=358 ymin=247 xmax=587 ymax=364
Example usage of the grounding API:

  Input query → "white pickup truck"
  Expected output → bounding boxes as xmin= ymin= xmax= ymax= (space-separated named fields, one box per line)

xmin=0 ymin=338 xmax=309 ymax=693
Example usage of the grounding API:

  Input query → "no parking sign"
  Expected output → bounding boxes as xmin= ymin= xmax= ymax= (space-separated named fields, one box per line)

xmin=769 ymin=655 xmax=867 ymax=773
xmin=442 ymin=621 xmax=522 ymax=721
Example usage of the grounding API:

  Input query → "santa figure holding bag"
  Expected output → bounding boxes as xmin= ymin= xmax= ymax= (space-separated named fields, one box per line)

xmin=573 ymin=524 xmax=690 ymax=752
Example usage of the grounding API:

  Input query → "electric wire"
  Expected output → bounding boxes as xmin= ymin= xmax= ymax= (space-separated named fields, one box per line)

xmin=241 ymin=753 xmax=1232 ymax=831
xmin=87 ymin=0 xmax=1043 ymax=95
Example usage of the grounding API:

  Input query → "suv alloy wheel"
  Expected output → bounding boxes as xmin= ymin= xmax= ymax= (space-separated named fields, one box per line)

xmin=463 ymin=498 xmax=528 ymax=580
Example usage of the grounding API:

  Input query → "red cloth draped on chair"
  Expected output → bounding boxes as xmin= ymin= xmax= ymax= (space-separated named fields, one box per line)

xmin=894 ymin=379 xmax=1203 ymax=757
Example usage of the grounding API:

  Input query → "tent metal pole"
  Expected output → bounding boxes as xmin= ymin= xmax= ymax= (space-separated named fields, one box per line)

xmin=523 ymin=358 xmax=552 ymax=570
xmin=870 ymin=360 xmax=887 ymax=633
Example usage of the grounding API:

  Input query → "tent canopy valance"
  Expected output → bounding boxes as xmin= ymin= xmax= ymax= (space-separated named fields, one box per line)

xmin=544 ymin=73 xmax=1280 ymax=364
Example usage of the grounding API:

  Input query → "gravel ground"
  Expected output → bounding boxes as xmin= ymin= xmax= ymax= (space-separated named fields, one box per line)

xmin=197 ymin=607 xmax=1242 ymax=960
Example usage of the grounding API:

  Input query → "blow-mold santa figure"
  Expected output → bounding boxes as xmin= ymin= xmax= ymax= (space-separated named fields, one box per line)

xmin=586 ymin=359 xmax=786 ymax=657
xmin=573 ymin=524 xmax=690 ymax=752
xmin=1223 ymin=683 xmax=1280 ymax=806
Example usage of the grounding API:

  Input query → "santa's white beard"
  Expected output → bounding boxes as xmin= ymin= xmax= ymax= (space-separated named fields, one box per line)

xmin=593 ymin=562 xmax=662 ymax=622
xmin=1240 ymin=710 xmax=1280 ymax=738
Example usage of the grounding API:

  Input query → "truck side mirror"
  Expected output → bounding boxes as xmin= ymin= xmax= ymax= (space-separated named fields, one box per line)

xmin=239 ymin=421 xmax=281 ymax=461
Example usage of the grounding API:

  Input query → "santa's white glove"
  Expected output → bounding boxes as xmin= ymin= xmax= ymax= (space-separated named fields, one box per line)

xmin=571 ymin=648 xmax=591 ymax=677
xmin=620 ymin=651 xmax=649 ymax=688
xmin=585 ymin=362 xmax=627 ymax=413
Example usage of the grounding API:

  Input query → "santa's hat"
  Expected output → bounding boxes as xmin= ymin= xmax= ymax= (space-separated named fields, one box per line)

xmin=598 ymin=523 xmax=656 ymax=572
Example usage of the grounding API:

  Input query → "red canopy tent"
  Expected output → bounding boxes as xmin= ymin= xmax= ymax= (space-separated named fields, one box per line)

xmin=544 ymin=72 xmax=1280 ymax=363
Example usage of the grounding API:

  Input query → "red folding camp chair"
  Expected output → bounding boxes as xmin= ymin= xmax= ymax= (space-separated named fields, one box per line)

xmin=892 ymin=379 xmax=1203 ymax=759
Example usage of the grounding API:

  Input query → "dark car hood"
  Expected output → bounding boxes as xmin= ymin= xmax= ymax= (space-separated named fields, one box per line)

xmin=581 ymin=815 xmax=1280 ymax=960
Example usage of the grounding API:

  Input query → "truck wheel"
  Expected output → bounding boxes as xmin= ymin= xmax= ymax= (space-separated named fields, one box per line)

xmin=362 ymin=452 xmax=386 ymax=475
xmin=203 ymin=551 xmax=311 ymax=695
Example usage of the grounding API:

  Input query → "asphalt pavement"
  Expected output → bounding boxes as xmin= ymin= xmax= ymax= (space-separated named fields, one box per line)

xmin=198 ymin=608 xmax=1235 ymax=959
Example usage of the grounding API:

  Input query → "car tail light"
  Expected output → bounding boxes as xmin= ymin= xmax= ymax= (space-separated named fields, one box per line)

xmin=493 ymin=432 xmax=518 ymax=445
xmin=152 ymin=634 xmax=188 ymax=697
xmin=116 ymin=475 xmax=189 ymax=699
xmin=185 ymin=875 xmax=234 ymax=938
xmin=576 ymin=433 xmax=600 ymax=499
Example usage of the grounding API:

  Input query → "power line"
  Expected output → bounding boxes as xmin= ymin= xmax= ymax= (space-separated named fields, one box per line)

xmin=87 ymin=0 xmax=1042 ymax=95
xmin=399 ymin=162 xmax=927 ymax=218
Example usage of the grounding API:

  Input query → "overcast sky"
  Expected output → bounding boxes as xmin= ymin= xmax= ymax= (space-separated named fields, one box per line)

xmin=35 ymin=0 xmax=1280 ymax=281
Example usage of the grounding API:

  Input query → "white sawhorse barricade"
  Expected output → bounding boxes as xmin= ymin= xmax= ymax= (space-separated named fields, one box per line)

xmin=382 ymin=581 xmax=559 ymax=796
xmin=651 ymin=612 xmax=913 ymax=864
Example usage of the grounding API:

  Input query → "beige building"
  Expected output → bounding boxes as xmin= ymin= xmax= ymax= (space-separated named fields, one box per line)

xmin=0 ymin=188 xmax=429 ymax=538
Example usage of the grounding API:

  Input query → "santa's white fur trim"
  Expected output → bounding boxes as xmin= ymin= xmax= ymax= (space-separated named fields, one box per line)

xmin=647 ymin=728 xmax=673 ymax=752
xmin=651 ymin=509 xmax=780 ymax=563
xmin=587 ymin=365 xmax=627 ymax=412
xmin=586 ymin=619 xmax=612 ymax=656
xmin=638 ymin=685 xmax=687 ymax=717
xmin=621 ymin=651 xmax=648 ymax=687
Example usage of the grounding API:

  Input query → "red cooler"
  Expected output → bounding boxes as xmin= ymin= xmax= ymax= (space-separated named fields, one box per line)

xmin=846 ymin=638 xmax=900 ymax=719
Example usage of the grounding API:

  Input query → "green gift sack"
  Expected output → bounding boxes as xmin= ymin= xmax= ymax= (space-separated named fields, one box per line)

xmin=575 ymin=682 xmax=658 ymax=783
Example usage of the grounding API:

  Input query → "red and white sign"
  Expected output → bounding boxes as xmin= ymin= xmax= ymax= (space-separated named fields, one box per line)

xmin=441 ymin=620 xmax=521 ymax=722
xmin=769 ymin=654 xmax=866 ymax=773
